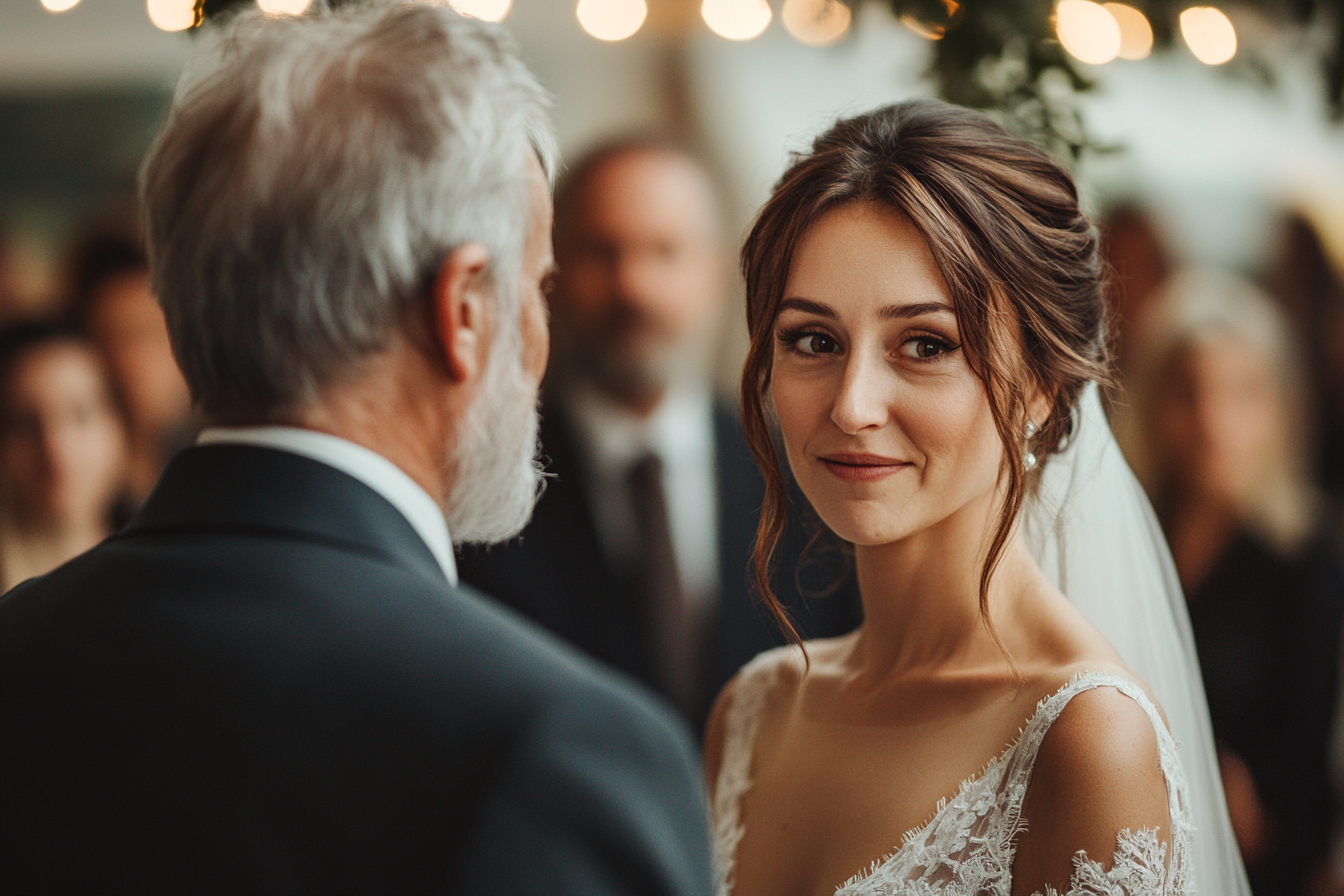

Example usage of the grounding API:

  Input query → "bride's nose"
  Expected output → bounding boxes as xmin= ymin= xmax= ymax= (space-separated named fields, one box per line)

xmin=830 ymin=349 xmax=891 ymax=434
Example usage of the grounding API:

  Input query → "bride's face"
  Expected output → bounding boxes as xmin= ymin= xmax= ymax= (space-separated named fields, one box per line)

xmin=770 ymin=202 xmax=1005 ymax=547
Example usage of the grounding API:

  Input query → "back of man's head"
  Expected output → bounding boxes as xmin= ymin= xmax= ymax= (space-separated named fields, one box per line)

xmin=141 ymin=1 xmax=557 ymax=420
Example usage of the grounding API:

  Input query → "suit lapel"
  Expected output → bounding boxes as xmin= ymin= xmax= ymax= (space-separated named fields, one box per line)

xmin=123 ymin=444 xmax=447 ymax=585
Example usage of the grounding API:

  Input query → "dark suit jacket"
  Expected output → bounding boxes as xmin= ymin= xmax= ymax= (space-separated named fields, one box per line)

xmin=1187 ymin=529 xmax=1344 ymax=896
xmin=0 ymin=445 xmax=713 ymax=896
xmin=457 ymin=399 xmax=863 ymax=729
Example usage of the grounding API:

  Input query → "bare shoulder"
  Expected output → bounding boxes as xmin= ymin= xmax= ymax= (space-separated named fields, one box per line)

xmin=1011 ymin=684 xmax=1173 ymax=896
xmin=1018 ymin=582 xmax=1167 ymax=720
xmin=1033 ymin=684 xmax=1166 ymax=793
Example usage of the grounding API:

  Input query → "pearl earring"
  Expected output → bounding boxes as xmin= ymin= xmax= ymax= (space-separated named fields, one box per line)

xmin=1024 ymin=421 xmax=1039 ymax=471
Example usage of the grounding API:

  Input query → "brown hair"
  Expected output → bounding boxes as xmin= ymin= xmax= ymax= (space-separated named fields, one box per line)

xmin=741 ymin=99 xmax=1111 ymax=650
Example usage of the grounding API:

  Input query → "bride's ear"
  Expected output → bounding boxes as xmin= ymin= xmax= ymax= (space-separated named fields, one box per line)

xmin=1025 ymin=384 xmax=1055 ymax=432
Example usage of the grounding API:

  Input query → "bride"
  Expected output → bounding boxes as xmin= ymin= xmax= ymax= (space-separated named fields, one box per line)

xmin=706 ymin=100 xmax=1249 ymax=896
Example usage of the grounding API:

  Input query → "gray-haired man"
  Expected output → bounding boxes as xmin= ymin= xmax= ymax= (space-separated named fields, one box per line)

xmin=0 ymin=5 xmax=712 ymax=894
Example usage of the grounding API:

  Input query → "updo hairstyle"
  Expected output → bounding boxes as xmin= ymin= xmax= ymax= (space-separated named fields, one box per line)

xmin=741 ymin=99 xmax=1112 ymax=646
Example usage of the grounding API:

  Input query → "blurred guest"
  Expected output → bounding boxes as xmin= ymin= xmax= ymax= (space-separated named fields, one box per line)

xmin=1266 ymin=211 xmax=1344 ymax=499
xmin=1102 ymin=202 xmax=1173 ymax=372
xmin=0 ymin=323 xmax=126 ymax=591
xmin=66 ymin=228 xmax=194 ymax=504
xmin=458 ymin=137 xmax=862 ymax=726
xmin=1129 ymin=269 xmax=1344 ymax=896
xmin=0 ymin=227 xmax=28 ymax=326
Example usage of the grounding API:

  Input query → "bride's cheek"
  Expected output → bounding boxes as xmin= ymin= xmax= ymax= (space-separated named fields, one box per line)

xmin=770 ymin=373 xmax=826 ymax=447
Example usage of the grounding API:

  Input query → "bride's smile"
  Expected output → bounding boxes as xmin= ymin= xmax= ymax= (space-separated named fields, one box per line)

xmin=815 ymin=452 xmax=910 ymax=483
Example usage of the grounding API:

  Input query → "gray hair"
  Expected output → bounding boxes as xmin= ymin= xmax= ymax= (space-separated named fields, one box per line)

xmin=140 ymin=1 xmax=558 ymax=416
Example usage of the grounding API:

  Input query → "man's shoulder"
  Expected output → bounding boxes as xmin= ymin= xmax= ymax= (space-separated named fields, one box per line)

xmin=449 ymin=579 xmax=683 ymax=725
xmin=443 ymin=597 xmax=711 ymax=896
xmin=1 ymin=536 xmax=700 ymax=823
xmin=1 ymin=532 xmax=661 ymax=723
xmin=0 ymin=529 xmax=709 ymax=896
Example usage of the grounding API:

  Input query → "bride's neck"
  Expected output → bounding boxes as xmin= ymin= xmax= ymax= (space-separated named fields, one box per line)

xmin=850 ymin=498 xmax=1034 ymax=678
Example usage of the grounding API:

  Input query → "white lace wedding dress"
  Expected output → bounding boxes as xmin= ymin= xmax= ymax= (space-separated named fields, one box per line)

xmin=712 ymin=646 xmax=1194 ymax=896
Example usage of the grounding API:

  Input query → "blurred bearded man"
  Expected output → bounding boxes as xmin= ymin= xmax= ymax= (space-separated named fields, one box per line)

xmin=458 ymin=139 xmax=862 ymax=726
xmin=0 ymin=6 xmax=712 ymax=895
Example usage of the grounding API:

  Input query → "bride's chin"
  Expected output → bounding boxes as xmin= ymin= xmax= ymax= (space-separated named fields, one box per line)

xmin=813 ymin=509 xmax=913 ymax=548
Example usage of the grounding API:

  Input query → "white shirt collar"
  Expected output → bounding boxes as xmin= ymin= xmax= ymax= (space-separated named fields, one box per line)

xmin=196 ymin=426 xmax=458 ymax=586
xmin=560 ymin=381 xmax=720 ymax=604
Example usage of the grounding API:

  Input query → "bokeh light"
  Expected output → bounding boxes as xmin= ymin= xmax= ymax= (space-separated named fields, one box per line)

xmin=146 ymin=0 xmax=195 ymax=32
xmin=577 ymin=0 xmax=647 ymax=41
xmin=701 ymin=0 xmax=772 ymax=41
xmin=1055 ymin=0 xmax=1121 ymax=66
xmin=899 ymin=0 xmax=959 ymax=40
xmin=1180 ymin=6 xmax=1237 ymax=65
xmin=40 ymin=0 xmax=82 ymax=13
xmin=1104 ymin=3 xmax=1153 ymax=60
xmin=257 ymin=0 xmax=313 ymax=15
xmin=448 ymin=0 xmax=512 ymax=23
xmin=782 ymin=0 xmax=851 ymax=47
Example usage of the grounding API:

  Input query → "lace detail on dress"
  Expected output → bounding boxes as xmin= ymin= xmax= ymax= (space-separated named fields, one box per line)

xmin=712 ymin=645 xmax=803 ymax=896
xmin=1039 ymin=828 xmax=1169 ymax=896
xmin=711 ymin=659 xmax=1194 ymax=896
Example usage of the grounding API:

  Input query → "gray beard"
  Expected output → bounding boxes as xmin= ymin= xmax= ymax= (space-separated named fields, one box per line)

xmin=443 ymin=327 xmax=545 ymax=546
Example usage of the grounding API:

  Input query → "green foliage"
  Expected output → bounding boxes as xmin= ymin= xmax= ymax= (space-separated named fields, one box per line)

xmin=895 ymin=0 xmax=1096 ymax=158
xmin=879 ymin=0 xmax=1344 ymax=160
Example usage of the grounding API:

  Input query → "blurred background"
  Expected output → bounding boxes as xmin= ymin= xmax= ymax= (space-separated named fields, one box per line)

xmin=1 ymin=0 xmax=1343 ymax=892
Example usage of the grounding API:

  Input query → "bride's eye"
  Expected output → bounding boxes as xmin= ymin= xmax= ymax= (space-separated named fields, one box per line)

xmin=777 ymin=327 xmax=840 ymax=356
xmin=900 ymin=336 xmax=955 ymax=360
xmin=798 ymin=333 xmax=839 ymax=355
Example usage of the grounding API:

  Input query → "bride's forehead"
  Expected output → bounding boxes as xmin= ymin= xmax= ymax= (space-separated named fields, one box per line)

xmin=785 ymin=205 xmax=952 ymax=311
xmin=794 ymin=202 xmax=931 ymax=260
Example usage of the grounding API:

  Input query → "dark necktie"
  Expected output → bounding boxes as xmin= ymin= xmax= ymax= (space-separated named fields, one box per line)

xmin=628 ymin=452 xmax=703 ymax=717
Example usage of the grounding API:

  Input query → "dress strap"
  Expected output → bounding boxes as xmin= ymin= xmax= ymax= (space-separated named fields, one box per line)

xmin=712 ymin=645 xmax=803 ymax=896
xmin=1003 ymin=671 xmax=1194 ymax=896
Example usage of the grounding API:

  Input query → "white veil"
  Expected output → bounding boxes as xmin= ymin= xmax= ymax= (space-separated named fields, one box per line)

xmin=1022 ymin=383 xmax=1251 ymax=895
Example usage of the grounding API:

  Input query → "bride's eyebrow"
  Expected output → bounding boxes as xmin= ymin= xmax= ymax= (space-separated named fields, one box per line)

xmin=880 ymin=301 xmax=955 ymax=320
xmin=778 ymin=297 xmax=836 ymax=318
xmin=777 ymin=297 xmax=956 ymax=321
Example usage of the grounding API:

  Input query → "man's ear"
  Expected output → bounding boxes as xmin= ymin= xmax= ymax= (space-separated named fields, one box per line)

xmin=430 ymin=242 xmax=492 ymax=383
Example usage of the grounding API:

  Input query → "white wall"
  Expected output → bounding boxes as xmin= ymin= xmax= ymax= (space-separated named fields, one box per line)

xmin=0 ymin=0 xmax=192 ymax=92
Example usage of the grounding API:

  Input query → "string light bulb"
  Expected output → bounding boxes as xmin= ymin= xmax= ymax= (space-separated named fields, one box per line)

xmin=782 ymin=0 xmax=850 ymax=46
xmin=1054 ymin=0 xmax=1121 ymax=65
xmin=701 ymin=0 xmax=772 ymax=41
xmin=899 ymin=0 xmax=958 ymax=40
xmin=257 ymin=0 xmax=313 ymax=15
xmin=1103 ymin=3 xmax=1152 ymax=59
xmin=448 ymin=0 xmax=512 ymax=22
xmin=40 ymin=0 xmax=83 ymax=12
xmin=577 ymin=0 xmax=647 ymax=41
xmin=1180 ymin=6 xmax=1236 ymax=65
xmin=146 ymin=0 xmax=195 ymax=31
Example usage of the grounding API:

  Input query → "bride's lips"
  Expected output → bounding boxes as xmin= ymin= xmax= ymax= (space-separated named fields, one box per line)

xmin=818 ymin=452 xmax=910 ymax=482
